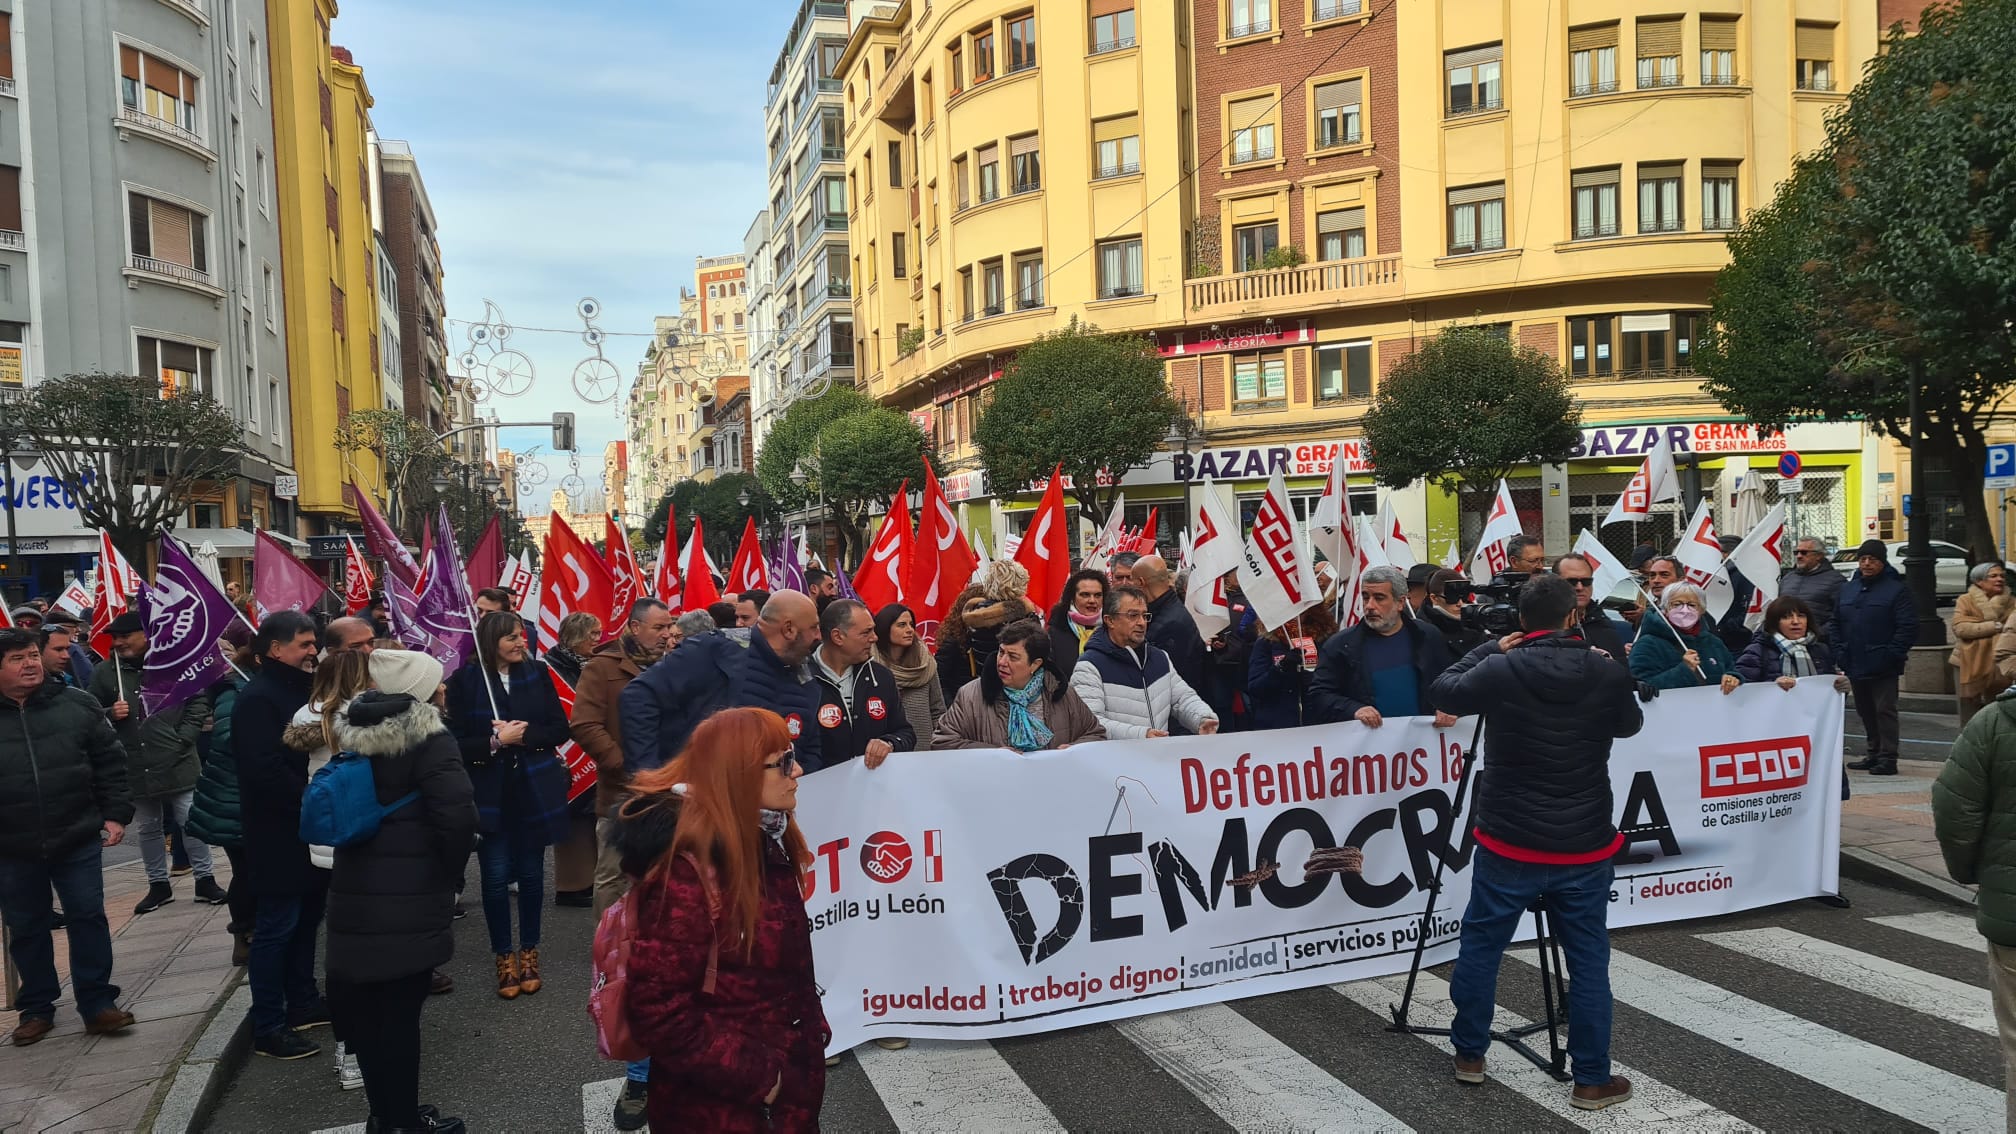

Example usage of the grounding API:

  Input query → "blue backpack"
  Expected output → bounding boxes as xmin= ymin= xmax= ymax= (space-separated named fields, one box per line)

xmin=299 ymin=752 xmax=419 ymax=848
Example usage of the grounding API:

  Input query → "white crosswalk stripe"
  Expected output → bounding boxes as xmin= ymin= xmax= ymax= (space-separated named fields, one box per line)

xmin=1113 ymin=1002 xmax=1412 ymax=1132
xmin=1331 ymin=974 xmax=1759 ymax=1131
xmin=854 ymin=1037 xmax=1065 ymax=1132
xmin=1870 ymin=911 xmax=1986 ymax=951
xmin=1702 ymin=927 xmax=1997 ymax=1034
xmin=1513 ymin=947 xmax=2005 ymax=1131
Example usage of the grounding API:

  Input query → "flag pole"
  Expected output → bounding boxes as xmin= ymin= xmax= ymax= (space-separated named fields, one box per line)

xmin=469 ymin=603 xmax=502 ymax=721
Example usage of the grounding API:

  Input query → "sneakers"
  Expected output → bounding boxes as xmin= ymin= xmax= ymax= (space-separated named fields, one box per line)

xmin=495 ymin=953 xmax=521 ymax=1000
xmin=336 ymin=1043 xmax=365 ymax=1091
xmin=1571 ymin=1075 xmax=1634 ymax=1111
xmin=254 ymin=1029 xmax=322 ymax=1060
xmin=451 ymin=900 xmax=467 ymax=920
xmin=611 ymin=1079 xmax=650 ymax=1132
xmin=516 ymin=948 xmax=542 ymax=995
xmin=289 ymin=999 xmax=331 ymax=1031
xmin=873 ymin=1037 xmax=910 ymax=1051
xmin=194 ymin=876 xmax=229 ymax=905
xmin=84 ymin=1007 xmax=135 ymax=1035
xmin=134 ymin=881 xmax=176 ymax=915
xmin=1453 ymin=1054 xmax=1486 ymax=1084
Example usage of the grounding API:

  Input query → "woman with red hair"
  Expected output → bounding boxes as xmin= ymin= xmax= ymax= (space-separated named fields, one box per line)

xmin=611 ymin=708 xmax=827 ymax=1131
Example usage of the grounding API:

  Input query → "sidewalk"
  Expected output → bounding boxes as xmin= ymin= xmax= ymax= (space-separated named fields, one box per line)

xmin=2 ymin=856 xmax=240 ymax=1133
xmin=1839 ymin=759 xmax=1978 ymax=906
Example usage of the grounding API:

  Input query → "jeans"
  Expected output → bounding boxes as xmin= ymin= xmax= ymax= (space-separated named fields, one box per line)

xmin=0 ymin=841 xmax=119 ymax=1020
xmin=330 ymin=970 xmax=432 ymax=1128
xmin=1447 ymin=847 xmax=1616 ymax=1086
xmin=249 ymin=882 xmax=326 ymax=1036
xmin=1850 ymin=676 xmax=1901 ymax=762
xmin=134 ymin=790 xmax=212 ymax=884
xmin=477 ymin=828 xmax=545 ymax=956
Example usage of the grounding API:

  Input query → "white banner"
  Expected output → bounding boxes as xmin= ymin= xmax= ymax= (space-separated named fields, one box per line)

xmin=795 ymin=681 xmax=1843 ymax=1053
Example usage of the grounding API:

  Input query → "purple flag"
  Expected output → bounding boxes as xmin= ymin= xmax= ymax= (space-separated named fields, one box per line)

xmin=768 ymin=533 xmax=805 ymax=594
xmin=832 ymin=562 xmax=859 ymax=601
xmin=411 ymin=507 xmax=476 ymax=672
xmin=384 ymin=572 xmax=435 ymax=654
xmin=354 ymin=484 xmax=420 ymax=588
xmin=253 ymin=531 xmax=332 ymax=620
xmin=141 ymin=538 xmax=242 ymax=715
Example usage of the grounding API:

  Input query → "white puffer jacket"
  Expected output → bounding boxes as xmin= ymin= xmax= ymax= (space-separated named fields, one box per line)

xmin=1070 ymin=629 xmax=1215 ymax=739
xmin=283 ymin=698 xmax=351 ymax=870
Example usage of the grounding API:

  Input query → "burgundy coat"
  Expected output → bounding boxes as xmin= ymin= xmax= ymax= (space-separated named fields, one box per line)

xmin=627 ymin=837 xmax=829 ymax=1132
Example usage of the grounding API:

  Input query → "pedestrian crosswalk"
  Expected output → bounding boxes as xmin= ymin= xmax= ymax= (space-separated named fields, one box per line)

xmin=305 ymin=904 xmax=2002 ymax=1134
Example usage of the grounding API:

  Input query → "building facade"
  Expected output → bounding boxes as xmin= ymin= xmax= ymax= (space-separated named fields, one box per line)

xmin=376 ymin=138 xmax=447 ymax=432
xmin=9 ymin=0 xmax=298 ymax=590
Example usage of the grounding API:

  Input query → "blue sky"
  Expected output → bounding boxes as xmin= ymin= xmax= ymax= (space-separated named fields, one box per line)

xmin=337 ymin=0 xmax=784 ymax=515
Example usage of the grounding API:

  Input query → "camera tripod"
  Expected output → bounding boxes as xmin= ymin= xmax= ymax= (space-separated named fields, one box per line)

xmin=1385 ymin=714 xmax=1574 ymax=1082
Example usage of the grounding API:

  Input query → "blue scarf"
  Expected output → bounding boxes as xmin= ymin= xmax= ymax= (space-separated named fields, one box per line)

xmin=1002 ymin=673 xmax=1054 ymax=753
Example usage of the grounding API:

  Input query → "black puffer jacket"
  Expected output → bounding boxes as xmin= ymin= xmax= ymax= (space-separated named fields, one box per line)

xmin=234 ymin=661 xmax=319 ymax=896
xmin=1305 ymin=618 xmax=1454 ymax=725
xmin=324 ymin=692 xmax=478 ymax=985
xmin=1429 ymin=634 xmax=1645 ymax=856
xmin=0 ymin=683 xmax=134 ymax=862
xmin=811 ymin=656 xmax=915 ymax=764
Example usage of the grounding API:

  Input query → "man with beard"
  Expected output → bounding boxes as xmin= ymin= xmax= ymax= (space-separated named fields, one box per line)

xmin=1307 ymin=565 xmax=1458 ymax=728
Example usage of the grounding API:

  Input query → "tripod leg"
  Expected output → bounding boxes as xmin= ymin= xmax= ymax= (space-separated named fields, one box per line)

xmin=1540 ymin=907 xmax=1568 ymax=1076
xmin=1391 ymin=716 xmax=1487 ymax=1030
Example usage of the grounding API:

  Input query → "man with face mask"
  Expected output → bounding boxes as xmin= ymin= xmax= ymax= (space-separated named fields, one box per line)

xmin=1307 ymin=566 xmax=1459 ymax=728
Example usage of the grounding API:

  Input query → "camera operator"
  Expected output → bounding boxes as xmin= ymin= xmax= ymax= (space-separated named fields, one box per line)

xmin=1552 ymin=553 xmax=1628 ymax=663
xmin=1426 ymin=573 xmax=1643 ymax=1111
xmin=1421 ymin=568 xmax=1489 ymax=655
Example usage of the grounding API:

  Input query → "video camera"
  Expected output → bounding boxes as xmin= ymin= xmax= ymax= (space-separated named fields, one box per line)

xmin=1441 ymin=570 xmax=1529 ymax=638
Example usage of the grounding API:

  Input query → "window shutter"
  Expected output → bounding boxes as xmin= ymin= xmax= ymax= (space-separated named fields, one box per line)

xmin=0 ymin=166 xmax=19 ymax=232
xmin=1795 ymin=23 xmax=1834 ymax=59
xmin=1702 ymin=160 xmax=1740 ymax=181
xmin=1010 ymin=134 xmax=1039 ymax=156
xmin=1314 ymin=78 xmax=1360 ymax=111
xmin=1567 ymin=23 xmax=1618 ymax=52
xmin=1620 ymin=313 xmax=1672 ymax=334
xmin=1699 ymin=17 xmax=1737 ymax=52
xmin=1317 ymin=207 xmax=1364 ymax=235
xmin=1638 ymin=161 xmax=1683 ymax=182
xmin=1636 ymin=18 xmax=1681 ymax=57
xmin=1570 ymin=167 xmax=1618 ymax=189
xmin=145 ymin=56 xmax=182 ymax=97
xmin=976 ymin=143 xmax=998 ymax=167
xmin=1089 ymin=0 xmax=1134 ymax=15
xmin=0 ymin=16 xmax=13 ymax=81
xmin=1447 ymin=182 xmax=1504 ymax=207
xmin=1093 ymin=115 xmax=1139 ymax=143
xmin=1445 ymin=43 xmax=1501 ymax=69
xmin=1229 ymin=96 xmax=1272 ymax=132
xmin=121 ymin=45 xmax=141 ymax=81
xmin=150 ymin=200 xmax=194 ymax=267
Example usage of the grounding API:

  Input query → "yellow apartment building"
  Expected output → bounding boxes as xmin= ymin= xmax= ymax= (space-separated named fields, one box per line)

xmin=267 ymin=1 xmax=385 ymax=535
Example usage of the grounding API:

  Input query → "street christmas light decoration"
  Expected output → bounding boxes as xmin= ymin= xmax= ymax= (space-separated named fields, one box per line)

xmin=458 ymin=300 xmax=535 ymax=400
xmin=573 ymin=296 xmax=622 ymax=404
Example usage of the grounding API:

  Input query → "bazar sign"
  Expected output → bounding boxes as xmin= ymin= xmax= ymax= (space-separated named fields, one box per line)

xmin=1172 ymin=440 xmax=1374 ymax=484
xmin=1157 ymin=319 xmax=1314 ymax=358
xmin=1571 ymin=422 xmax=1792 ymax=459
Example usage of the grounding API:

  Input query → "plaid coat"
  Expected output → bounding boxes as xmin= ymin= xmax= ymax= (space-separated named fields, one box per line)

xmin=445 ymin=658 xmax=573 ymax=844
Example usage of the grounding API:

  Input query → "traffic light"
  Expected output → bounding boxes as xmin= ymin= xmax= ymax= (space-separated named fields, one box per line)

xmin=552 ymin=411 xmax=576 ymax=452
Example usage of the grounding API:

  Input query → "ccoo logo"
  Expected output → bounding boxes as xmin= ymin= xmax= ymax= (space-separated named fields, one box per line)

xmin=861 ymin=831 xmax=913 ymax=883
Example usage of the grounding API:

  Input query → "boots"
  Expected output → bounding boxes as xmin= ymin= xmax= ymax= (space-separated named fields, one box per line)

xmin=1847 ymin=755 xmax=1877 ymax=771
xmin=134 ymin=881 xmax=175 ymax=915
xmin=1868 ymin=758 xmax=1899 ymax=776
xmin=516 ymin=947 xmax=542 ymax=995
xmin=495 ymin=952 xmax=521 ymax=999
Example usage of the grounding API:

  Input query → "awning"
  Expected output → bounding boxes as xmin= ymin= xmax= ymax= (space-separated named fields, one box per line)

xmin=185 ymin=528 xmax=311 ymax=559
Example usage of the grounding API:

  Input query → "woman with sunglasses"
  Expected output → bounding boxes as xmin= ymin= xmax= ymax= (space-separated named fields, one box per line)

xmin=1629 ymin=584 xmax=1742 ymax=693
xmin=611 ymin=708 xmax=827 ymax=1132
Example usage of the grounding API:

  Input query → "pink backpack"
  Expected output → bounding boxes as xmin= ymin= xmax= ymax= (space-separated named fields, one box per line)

xmin=588 ymin=854 xmax=720 ymax=1062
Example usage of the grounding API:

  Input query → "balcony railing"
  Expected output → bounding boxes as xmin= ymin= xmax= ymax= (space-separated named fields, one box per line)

xmin=1570 ymin=80 xmax=1620 ymax=97
xmin=1231 ymin=144 xmax=1277 ymax=165
xmin=1447 ymin=96 xmax=1505 ymax=118
xmin=1572 ymin=221 xmax=1620 ymax=240
xmin=1184 ymin=253 xmax=1403 ymax=316
xmin=1314 ymin=0 xmax=1363 ymax=16
xmin=129 ymin=254 xmax=216 ymax=288
xmin=1314 ymin=128 xmax=1363 ymax=150
xmin=1701 ymin=73 xmax=1742 ymax=86
xmin=1703 ymin=215 xmax=1739 ymax=232
xmin=155 ymin=0 xmax=208 ymax=24
xmin=118 ymin=106 xmax=215 ymax=160
xmin=817 ymin=77 xmax=843 ymax=92
xmin=1012 ymin=178 xmax=1041 ymax=196
xmin=0 ymin=230 xmax=23 ymax=252
xmin=819 ymin=144 xmax=844 ymax=161
xmin=1095 ymin=161 xmax=1141 ymax=180
xmin=1227 ymin=19 xmax=1273 ymax=38
xmin=1090 ymin=36 xmax=1136 ymax=54
xmin=1638 ymin=71 xmax=1683 ymax=89
xmin=1796 ymin=75 xmax=1837 ymax=92
xmin=0 ymin=77 xmax=15 ymax=98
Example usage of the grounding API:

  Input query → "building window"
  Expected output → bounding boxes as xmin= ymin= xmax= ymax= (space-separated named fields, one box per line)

xmin=1314 ymin=0 xmax=1363 ymax=18
xmin=262 ymin=263 xmax=276 ymax=326
xmin=1570 ymin=167 xmax=1620 ymax=239
xmin=1700 ymin=17 xmax=1738 ymax=84
xmin=1447 ymin=182 xmax=1506 ymax=254
xmin=1007 ymin=13 xmax=1036 ymax=72
xmin=1234 ymin=222 xmax=1278 ymax=271
xmin=1796 ymin=23 xmax=1835 ymax=90
xmin=971 ymin=26 xmax=994 ymax=84
xmin=959 ymin=267 xmax=975 ymax=319
xmin=1229 ymin=96 xmax=1276 ymax=164
xmin=1232 ymin=355 xmax=1287 ymax=410
xmin=1316 ymin=207 xmax=1366 ymax=261
xmin=128 ymin=193 xmax=210 ymax=277
xmin=820 ymin=40 xmax=846 ymax=79
xmin=1635 ymin=18 xmax=1682 ymax=87
xmin=891 ymin=233 xmax=907 ymax=279
xmin=1313 ymin=79 xmax=1362 ymax=148
xmin=887 ymin=140 xmax=903 ymax=187
xmin=1094 ymin=117 xmax=1141 ymax=178
xmin=954 ymin=156 xmax=970 ymax=210
xmin=976 ymin=143 xmax=1001 ymax=203
xmin=1637 ymin=162 xmax=1683 ymax=233
xmin=1702 ymin=161 xmax=1739 ymax=230
xmin=138 ymin=335 xmax=213 ymax=397
xmin=1014 ymin=252 xmax=1044 ymax=308
xmin=1316 ymin=341 xmax=1372 ymax=401
xmin=1010 ymin=134 xmax=1040 ymax=193
xmin=1569 ymin=314 xmax=1613 ymax=377
xmin=120 ymin=46 xmax=201 ymax=136
xmin=1097 ymin=237 xmax=1143 ymax=298
xmin=1090 ymin=4 xmax=1136 ymax=53
xmin=949 ymin=42 xmax=963 ymax=94
xmin=981 ymin=259 xmax=1005 ymax=315
xmin=1620 ymin=311 xmax=1696 ymax=373
xmin=823 ymin=176 xmax=846 ymax=220
xmin=1568 ymin=24 xmax=1619 ymax=96
xmin=1229 ymin=0 xmax=1273 ymax=38
xmin=1445 ymin=44 xmax=1502 ymax=116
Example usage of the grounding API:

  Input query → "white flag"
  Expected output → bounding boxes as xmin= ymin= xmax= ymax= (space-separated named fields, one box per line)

xmin=1442 ymin=542 xmax=1461 ymax=569
xmin=971 ymin=531 xmax=991 ymax=569
xmin=1724 ymin=503 xmax=1788 ymax=629
xmin=1466 ymin=480 xmax=1525 ymax=583
xmin=1238 ymin=471 xmax=1322 ymax=632
xmin=1185 ymin=480 xmax=1245 ymax=639
xmin=1602 ymin=432 xmax=1681 ymax=527
xmin=1571 ymin=529 xmax=1633 ymax=602
xmin=1082 ymin=492 xmax=1128 ymax=571
xmin=53 ymin=579 xmax=90 ymax=617
xmin=1672 ymin=499 xmax=1735 ymax=621
xmin=1336 ymin=517 xmax=1393 ymax=629
xmin=1376 ymin=499 xmax=1417 ymax=569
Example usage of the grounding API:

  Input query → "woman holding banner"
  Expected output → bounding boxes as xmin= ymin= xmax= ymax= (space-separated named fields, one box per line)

xmin=613 ymin=708 xmax=827 ymax=1132
xmin=933 ymin=620 xmax=1105 ymax=751
xmin=446 ymin=613 xmax=572 ymax=1001
xmin=873 ymin=605 xmax=946 ymax=747
xmin=1629 ymin=585 xmax=1742 ymax=693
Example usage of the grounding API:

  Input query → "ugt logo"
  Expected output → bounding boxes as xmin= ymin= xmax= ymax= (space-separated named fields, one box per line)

xmin=861 ymin=830 xmax=946 ymax=884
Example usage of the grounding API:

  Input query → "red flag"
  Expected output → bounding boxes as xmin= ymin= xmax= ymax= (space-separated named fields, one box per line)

xmin=0 ymin=603 xmax=13 ymax=629
xmin=727 ymin=517 xmax=769 ymax=594
xmin=1131 ymin=508 xmax=1160 ymax=555
xmin=91 ymin=531 xmax=141 ymax=658
xmin=466 ymin=516 xmax=505 ymax=595
xmin=537 ymin=513 xmax=616 ymax=649
xmin=853 ymin=484 xmax=913 ymax=614
xmin=1014 ymin=465 xmax=1071 ymax=612
xmin=545 ymin=665 xmax=596 ymax=803
xmin=343 ymin=536 xmax=375 ymax=615
xmin=906 ymin=465 xmax=977 ymax=627
xmin=654 ymin=514 xmax=683 ymax=609
xmin=680 ymin=517 xmax=723 ymax=613
xmin=604 ymin=513 xmax=643 ymax=631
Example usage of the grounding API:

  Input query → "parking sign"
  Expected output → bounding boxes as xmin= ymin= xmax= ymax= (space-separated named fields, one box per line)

xmin=1986 ymin=443 xmax=2016 ymax=490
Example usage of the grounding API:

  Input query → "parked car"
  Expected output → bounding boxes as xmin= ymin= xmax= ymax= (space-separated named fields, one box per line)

xmin=1830 ymin=540 xmax=1971 ymax=599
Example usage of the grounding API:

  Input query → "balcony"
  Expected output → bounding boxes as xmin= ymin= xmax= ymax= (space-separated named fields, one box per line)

xmin=115 ymin=106 xmax=217 ymax=167
xmin=0 ymin=230 xmax=23 ymax=252
xmin=820 ymin=144 xmax=844 ymax=162
xmin=1569 ymin=80 xmax=1620 ymax=97
xmin=125 ymin=254 xmax=227 ymax=298
xmin=0 ymin=78 xmax=15 ymax=98
xmin=1184 ymin=254 xmax=1403 ymax=320
xmin=154 ymin=0 xmax=209 ymax=25
xmin=1095 ymin=161 xmax=1142 ymax=180
xmin=817 ymin=78 xmax=843 ymax=92
xmin=1227 ymin=19 xmax=1273 ymax=39
xmin=1231 ymin=144 xmax=1277 ymax=166
xmin=1313 ymin=0 xmax=1363 ymax=17
xmin=1090 ymin=36 xmax=1136 ymax=54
